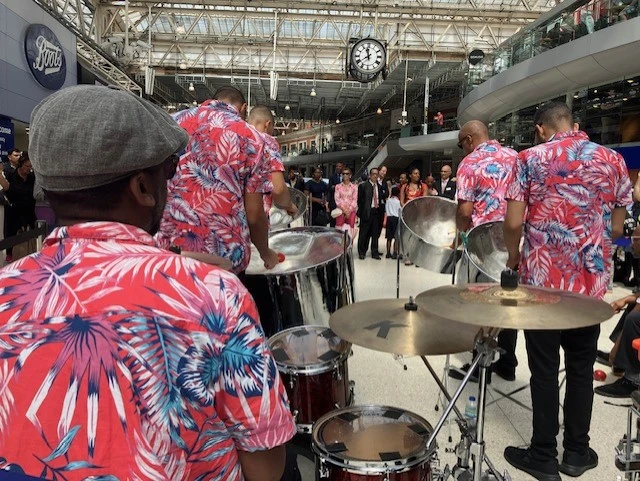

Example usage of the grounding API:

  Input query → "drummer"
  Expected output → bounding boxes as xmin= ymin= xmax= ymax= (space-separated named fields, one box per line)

xmin=503 ymin=101 xmax=632 ymax=480
xmin=449 ymin=120 xmax=519 ymax=384
xmin=247 ymin=105 xmax=298 ymax=220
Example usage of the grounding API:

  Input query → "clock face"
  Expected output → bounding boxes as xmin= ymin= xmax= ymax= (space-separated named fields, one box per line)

xmin=351 ymin=38 xmax=386 ymax=75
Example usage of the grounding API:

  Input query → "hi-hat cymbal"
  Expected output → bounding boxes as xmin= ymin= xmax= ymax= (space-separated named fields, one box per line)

xmin=329 ymin=298 xmax=480 ymax=356
xmin=416 ymin=283 xmax=614 ymax=330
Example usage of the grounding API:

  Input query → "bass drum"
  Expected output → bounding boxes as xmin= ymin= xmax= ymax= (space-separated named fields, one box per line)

xmin=398 ymin=196 xmax=459 ymax=274
xmin=456 ymin=221 xmax=507 ymax=284
xmin=313 ymin=405 xmax=435 ymax=480
xmin=246 ymin=227 xmax=355 ymax=336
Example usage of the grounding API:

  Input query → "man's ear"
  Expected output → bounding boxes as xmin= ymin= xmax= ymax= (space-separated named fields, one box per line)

xmin=128 ymin=172 xmax=157 ymax=208
xmin=240 ymin=103 xmax=248 ymax=119
xmin=535 ymin=124 xmax=546 ymax=142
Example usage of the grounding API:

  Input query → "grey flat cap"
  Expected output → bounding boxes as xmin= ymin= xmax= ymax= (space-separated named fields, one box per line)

xmin=30 ymin=85 xmax=189 ymax=192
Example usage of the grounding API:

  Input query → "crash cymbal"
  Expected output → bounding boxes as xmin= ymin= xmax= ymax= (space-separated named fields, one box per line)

xmin=329 ymin=298 xmax=480 ymax=356
xmin=416 ymin=283 xmax=614 ymax=330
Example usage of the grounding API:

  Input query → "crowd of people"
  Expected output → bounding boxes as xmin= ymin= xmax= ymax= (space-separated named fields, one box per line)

xmin=0 ymin=83 xmax=636 ymax=481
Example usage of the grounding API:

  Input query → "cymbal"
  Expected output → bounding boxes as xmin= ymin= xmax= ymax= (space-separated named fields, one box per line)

xmin=416 ymin=283 xmax=614 ymax=330
xmin=329 ymin=298 xmax=480 ymax=356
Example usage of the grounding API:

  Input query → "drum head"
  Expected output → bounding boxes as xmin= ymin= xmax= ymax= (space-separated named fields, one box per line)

xmin=465 ymin=221 xmax=507 ymax=282
xmin=268 ymin=325 xmax=351 ymax=373
xmin=313 ymin=405 xmax=433 ymax=472
xmin=247 ymin=227 xmax=349 ymax=276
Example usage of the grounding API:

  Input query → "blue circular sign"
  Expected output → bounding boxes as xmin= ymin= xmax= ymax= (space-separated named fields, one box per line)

xmin=24 ymin=24 xmax=67 ymax=90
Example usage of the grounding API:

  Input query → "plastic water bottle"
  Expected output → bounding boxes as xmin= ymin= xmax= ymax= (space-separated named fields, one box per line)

xmin=465 ymin=396 xmax=478 ymax=429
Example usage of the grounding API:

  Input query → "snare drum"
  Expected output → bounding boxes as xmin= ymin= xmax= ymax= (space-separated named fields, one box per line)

xmin=313 ymin=405 xmax=435 ymax=480
xmin=268 ymin=325 xmax=353 ymax=434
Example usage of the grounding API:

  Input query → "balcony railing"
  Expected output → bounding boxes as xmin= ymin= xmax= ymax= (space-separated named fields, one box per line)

xmin=464 ymin=0 xmax=639 ymax=95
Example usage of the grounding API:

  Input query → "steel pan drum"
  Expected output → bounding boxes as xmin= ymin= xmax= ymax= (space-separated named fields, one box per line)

xmin=246 ymin=227 xmax=355 ymax=332
xmin=399 ymin=196 xmax=458 ymax=273
xmin=270 ymin=187 xmax=308 ymax=230
xmin=456 ymin=221 xmax=507 ymax=284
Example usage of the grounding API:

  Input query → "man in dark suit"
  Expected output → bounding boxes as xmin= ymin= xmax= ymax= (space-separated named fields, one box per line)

xmin=435 ymin=164 xmax=456 ymax=200
xmin=357 ymin=168 xmax=382 ymax=260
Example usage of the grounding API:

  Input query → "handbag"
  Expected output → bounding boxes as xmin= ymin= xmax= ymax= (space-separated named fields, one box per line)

xmin=314 ymin=209 xmax=330 ymax=226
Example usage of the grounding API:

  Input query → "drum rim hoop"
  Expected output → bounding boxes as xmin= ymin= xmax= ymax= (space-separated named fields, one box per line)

xmin=311 ymin=404 xmax=436 ymax=470
xmin=268 ymin=325 xmax=351 ymax=373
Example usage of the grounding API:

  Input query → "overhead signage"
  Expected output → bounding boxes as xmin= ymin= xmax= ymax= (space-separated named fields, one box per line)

xmin=468 ymin=49 xmax=485 ymax=66
xmin=0 ymin=118 xmax=14 ymax=159
xmin=24 ymin=24 xmax=67 ymax=90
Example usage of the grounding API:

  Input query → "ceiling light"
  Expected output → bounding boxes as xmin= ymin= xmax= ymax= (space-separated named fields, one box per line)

xmin=336 ymin=119 xmax=340 ymax=124
xmin=377 ymin=107 xmax=382 ymax=114
xmin=188 ymin=82 xmax=195 ymax=91
xmin=310 ymin=88 xmax=317 ymax=97
xmin=192 ymin=101 xmax=197 ymax=106
xmin=628 ymin=79 xmax=634 ymax=83
xmin=623 ymin=97 xmax=628 ymax=101
xmin=175 ymin=25 xmax=186 ymax=35
xmin=179 ymin=62 xmax=187 ymax=70
xmin=593 ymin=89 xmax=597 ymax=93
xmin=285 ymin=104 xmax=290 ymax=110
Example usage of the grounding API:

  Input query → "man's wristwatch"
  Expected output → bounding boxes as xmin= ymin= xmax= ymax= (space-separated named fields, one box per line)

xmin=169 ymin=245 xmax=182 ymax=255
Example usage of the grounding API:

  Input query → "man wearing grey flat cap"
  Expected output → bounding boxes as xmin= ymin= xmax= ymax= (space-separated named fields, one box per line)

xmin=0 ymin=85 xmax=295 ymax=481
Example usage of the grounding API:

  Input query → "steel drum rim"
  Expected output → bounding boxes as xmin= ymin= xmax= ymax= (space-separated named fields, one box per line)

xmin=311 ymin=404 xmax=436 ymax=473
xmin=463 ymin=220 xmax=504 ymax=283
xmin=270 ymin=187 xmax=308 ymax=230
xmin=246 ymin=226 xmax=351 ymax=276
xmin=267 ymin=325 xmax=352 ymax=375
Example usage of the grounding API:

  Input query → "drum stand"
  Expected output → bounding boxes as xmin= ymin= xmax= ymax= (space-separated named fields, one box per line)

xmin=425 ymin=329 xmax=510 ymax=481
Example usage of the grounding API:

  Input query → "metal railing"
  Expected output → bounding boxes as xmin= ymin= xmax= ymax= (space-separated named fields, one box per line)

xmin=0 ymin=220 xmax=48 ymax=255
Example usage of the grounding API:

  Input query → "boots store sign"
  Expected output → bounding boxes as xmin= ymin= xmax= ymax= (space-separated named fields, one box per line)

xmin=24 ymin=24 xmax=66 ymax=90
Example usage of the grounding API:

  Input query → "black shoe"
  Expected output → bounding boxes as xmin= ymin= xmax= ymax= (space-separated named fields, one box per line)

xmin=559 ymin=447 xmax=598 ymax=477
xmin=493 ymin=362 xmax=516 ymax=381
xmin=358 ymin=254 xmax=365 ymax=260
xmin=596 ymin=349 xmax=611 ymax=367
xmin=504 ymin=447 xmax=561 ymax=481
xmin=391 ymin=253 xmax=398 ymax=260
xmin=594 ymin=377 xmax=638 ymax=398
xmin=385 ymin=253 xmax=391 ymax=258
xmin=448 ymin=363 xmax=492 ymax=384
xmin=372 ymin=255 xmax=382 ymax=260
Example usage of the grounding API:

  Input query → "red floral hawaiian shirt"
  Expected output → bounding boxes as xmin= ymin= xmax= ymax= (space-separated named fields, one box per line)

xmin=456 ymin=140 xmax=518 ymax=227
xmin=0 ymin=222 xmax=295 ymax=480
xmin=506 ymin=130 xmax=632 ymax=299
xmin=157 ymin=100 xmax=272 ymax=273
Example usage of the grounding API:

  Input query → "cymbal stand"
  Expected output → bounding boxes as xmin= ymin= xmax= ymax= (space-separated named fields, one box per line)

xmin=426 ymin=329 xmax=507 ymax=481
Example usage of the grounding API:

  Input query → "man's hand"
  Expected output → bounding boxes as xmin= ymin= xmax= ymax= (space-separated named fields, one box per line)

xmin=506 ymin=253 xmax=521 ymax=270
xmin=261 ymin=248 xmax=280 ymax=270
xmin=285 ymin=202 xmax=298 ymax=216
xmin=611 ymin=295 xmax=639 ymax=312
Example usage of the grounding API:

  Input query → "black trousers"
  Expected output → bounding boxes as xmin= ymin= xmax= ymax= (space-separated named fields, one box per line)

xmin=614 ymin=310 xmax=640 ymax=385
xmin=357 ymin=208 xmax=381 ymax=257
xmin=496 ymin=329 xmax=518 ymax=372
xmin=525 ymin=325 xmax=599 ymax=461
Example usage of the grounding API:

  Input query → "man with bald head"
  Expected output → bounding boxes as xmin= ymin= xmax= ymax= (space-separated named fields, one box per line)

xmin=248 ymin=105 xmax=296 ymax=218
xmin=449 ymin=120 xmax=519 ymax=384
xmin=435 ymin=164 xmax=456 ymax=199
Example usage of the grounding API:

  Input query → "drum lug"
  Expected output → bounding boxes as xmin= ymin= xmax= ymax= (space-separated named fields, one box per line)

xmin=289 ymin=374 xmax=297 ymax=390
xmin=333 ymin=367 xmax=343 ymax=381
xmin=292 ymin=409 xmax=299 ymax=423
xmin=318 ymin=459 xmax=329 ymax=479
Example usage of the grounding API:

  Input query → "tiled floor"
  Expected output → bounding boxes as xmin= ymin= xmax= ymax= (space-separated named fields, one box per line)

xmin=296 ymin=243 xmax=633 ymax=481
